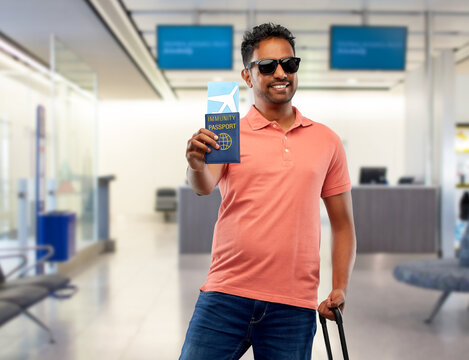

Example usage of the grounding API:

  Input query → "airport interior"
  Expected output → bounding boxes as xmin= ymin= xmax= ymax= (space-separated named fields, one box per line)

xmin=1 ymin=0 xmax=469 ymax=359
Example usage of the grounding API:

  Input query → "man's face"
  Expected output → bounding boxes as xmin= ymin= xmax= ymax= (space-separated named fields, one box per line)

xmin=242 ymin=37 xmax=298 ymax=106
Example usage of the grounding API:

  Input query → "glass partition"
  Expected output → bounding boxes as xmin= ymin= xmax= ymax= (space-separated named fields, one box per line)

xmin=51 ymin=36 xmax=98 ymax=250
xmin=0 ymin=45 xmax=51 ymax=272
xmin=0 ymin=36 xmax=98 ymax=275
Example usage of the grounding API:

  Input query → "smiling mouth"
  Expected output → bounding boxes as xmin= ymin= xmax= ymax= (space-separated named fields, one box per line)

xmin=270 ymin=84 xmax=289 ymax=89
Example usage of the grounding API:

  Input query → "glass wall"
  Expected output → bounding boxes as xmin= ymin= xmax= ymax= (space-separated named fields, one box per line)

xmin=0 ymin=49 xmax=50 ymax=249
xmin=0 ymin=36 xmax=98 ymax=274
xmin=51 ymin=37 xmax=98 ymax=250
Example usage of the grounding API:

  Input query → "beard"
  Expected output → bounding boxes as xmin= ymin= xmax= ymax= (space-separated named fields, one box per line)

xmin=258 ymin=82 xmax=297 ymax=105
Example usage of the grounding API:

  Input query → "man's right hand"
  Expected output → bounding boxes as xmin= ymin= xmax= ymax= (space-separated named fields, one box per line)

xmin=186 ymin=128 xmax=219 ymax=171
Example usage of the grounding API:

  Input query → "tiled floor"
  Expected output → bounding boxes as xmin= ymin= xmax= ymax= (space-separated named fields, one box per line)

xmin=0 ymin=216 xmax=468 ymax=359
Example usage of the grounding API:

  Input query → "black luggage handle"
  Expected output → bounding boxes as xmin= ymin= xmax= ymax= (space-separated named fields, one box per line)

xmin=319 ymin=308 xmax=349 ymax=360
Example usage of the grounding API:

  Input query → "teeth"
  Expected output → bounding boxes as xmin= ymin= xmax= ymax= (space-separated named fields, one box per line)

xmin=272 ymin=85 xmax=287 ymax=89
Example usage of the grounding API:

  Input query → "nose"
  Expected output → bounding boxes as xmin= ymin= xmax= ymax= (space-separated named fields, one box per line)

xmin=273 ymin=62 xmax=287 ymax=79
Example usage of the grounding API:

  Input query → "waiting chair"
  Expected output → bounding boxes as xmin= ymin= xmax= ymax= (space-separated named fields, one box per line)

xmin=0 ymin=301 xmax=22 ymax=327
xmin=0 ymin=245 xmax=77 ymax=343
xmin=155 ymin=187 xmax=177 ymax=221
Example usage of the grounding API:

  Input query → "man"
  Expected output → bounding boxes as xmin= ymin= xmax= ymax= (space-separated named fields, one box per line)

xmin=181 ymin=23 xmax=356 ymax=360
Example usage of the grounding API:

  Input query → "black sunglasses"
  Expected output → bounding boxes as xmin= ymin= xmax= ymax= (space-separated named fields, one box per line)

xmin=246 ymin=57 xmax=301 ymax=75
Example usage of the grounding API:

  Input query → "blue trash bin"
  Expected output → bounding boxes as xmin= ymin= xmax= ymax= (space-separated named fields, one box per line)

xmin=38 ymin=211 xmax=76 ymax=262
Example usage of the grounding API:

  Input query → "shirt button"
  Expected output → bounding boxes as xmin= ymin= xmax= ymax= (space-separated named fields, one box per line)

xmin=285 ymin=149 xmax=289 ymax=152
xmin=273 ymin=124 xmax=277 ymax=128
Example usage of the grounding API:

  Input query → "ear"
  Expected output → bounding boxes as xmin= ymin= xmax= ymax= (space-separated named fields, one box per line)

xmin=241 ymin=68 xmax=253 ymax=88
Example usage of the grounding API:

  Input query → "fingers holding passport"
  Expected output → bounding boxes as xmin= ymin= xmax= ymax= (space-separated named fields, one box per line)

xmin=188 ymin=128 xmax=220 ymax=153
xmin=186 ymin=128 xmax=220 ymax=170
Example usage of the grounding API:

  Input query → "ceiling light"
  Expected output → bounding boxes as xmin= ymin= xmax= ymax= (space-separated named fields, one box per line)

xmin=0 ymin=37 xmax=95 ymax=100
xmin=0 ymin=38 xmax=50 ymax=77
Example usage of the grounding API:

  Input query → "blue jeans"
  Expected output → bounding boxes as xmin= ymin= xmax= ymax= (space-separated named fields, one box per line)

xmin=179 ymin=291 xmax=317 ymax=360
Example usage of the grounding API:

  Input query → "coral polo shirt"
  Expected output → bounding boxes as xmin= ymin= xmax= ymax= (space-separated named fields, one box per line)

xmin=200 ymin=105 xmax=351 ymax=309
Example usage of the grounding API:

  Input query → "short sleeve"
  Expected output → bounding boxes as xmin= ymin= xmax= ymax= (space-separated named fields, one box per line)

xmin=321 ymin=137 xmax=351 ymax=198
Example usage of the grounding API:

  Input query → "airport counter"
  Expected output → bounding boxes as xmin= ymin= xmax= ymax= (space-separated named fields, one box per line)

xmin=352 ymin=185 xmax=439 ymax=253
xmin=178 ymin=185 xmax=440 ymax=254
xmin=178 ymin=185 xmax=220 ymax=254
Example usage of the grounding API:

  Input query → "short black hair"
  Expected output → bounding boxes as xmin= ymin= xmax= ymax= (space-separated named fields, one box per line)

xmin=241 ymin=23 xmax=296 ymax=68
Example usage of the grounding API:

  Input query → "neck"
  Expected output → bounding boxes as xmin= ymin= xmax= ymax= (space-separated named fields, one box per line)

xmin=254 ymin=102 xmax=295 ymax=129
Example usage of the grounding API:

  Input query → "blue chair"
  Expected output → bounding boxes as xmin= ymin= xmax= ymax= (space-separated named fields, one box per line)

xmin=394 ymin=259 xmax=469 ymax=323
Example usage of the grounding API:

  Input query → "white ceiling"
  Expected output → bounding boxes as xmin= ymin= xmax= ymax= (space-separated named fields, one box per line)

xmin=1 ymin=0 xmax=469 ymax=99
xmin=123 ymin=0 xmax=469 ymax=96
xmin=0 ymin=0 xmax=157 ymax=99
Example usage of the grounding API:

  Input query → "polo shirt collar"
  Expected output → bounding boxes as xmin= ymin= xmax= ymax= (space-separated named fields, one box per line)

xmin=246 ymin=105 xmax=314 ymax=131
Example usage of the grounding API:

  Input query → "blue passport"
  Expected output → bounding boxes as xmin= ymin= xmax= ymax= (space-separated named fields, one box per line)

xmin=205 ymin=82 xmax=240 ymax=164
xmin=205 ymin=112 xmax=240 ymax=164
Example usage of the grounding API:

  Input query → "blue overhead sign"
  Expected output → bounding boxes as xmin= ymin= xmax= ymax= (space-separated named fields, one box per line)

xmin=330 ymin=26 xmax=407 ymax=71
xmin=157 ymin=25 xmax=233 ymax=70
